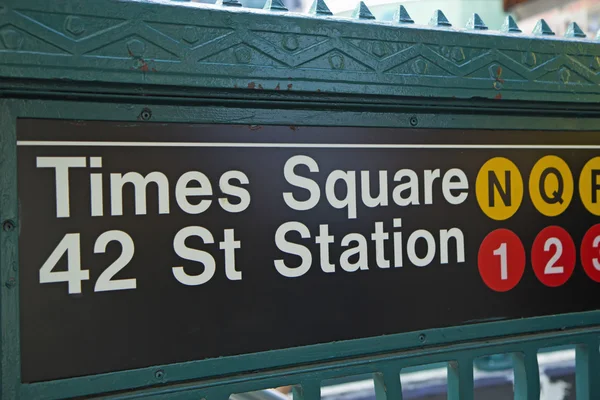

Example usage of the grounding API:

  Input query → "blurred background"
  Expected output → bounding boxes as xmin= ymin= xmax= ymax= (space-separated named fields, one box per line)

xmin=194 ymin=0 xmax=600 ymax=37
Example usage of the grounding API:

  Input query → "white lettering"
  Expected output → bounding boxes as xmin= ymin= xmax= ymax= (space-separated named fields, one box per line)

xmin=371 ymin=221 xmax=390 ymax=268
xmin=407 ymin=230 xmax=436 ymax=267
xmin=175 ymin=171 xmax=212 ymax=215
xmin=440 ymin=228 xmax=465 ymax=264
xmin=393 ymin=169 xmax=420 ymax=206
xmin=219 ymin=171 xmax=251 ymax=213
xmin=274 ymin=221 xmax=312 ymax=278
xmin=37 ymin=157 xmax=87 ymax=218
xmin=315 ymin=224 xmax=335 ymax=273
xmin=172 ymin=226 xmax=216 ymax=286
xmin=283 ymin=156 xmax=320 ymax=211
xmin=326 ymin=170 xmax=357 ymax=219
xmin=443 ymin=169 xmax=469 ymax=205
xmin=340 ymin=233 xmax=368 ymax=272
xmin=111 ymin=172 xmax=170 ymax=216
xmin=220 ymin=229 xmax=242 ymax=280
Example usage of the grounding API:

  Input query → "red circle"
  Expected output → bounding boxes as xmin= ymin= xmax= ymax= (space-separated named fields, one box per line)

xmin=478 ymin=229 xmax=526 ymax=292
xmin=581 ymin=224 xmax=600 ymax=283
xmin=531 ymin=226 xmax=575 ymax=287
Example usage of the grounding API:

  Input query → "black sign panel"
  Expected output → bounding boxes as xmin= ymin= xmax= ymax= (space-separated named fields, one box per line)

xmin=17 ymin=119 xmax=600 ymax=382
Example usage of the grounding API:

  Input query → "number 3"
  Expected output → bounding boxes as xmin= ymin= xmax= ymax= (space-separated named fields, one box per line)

xmin=592 ymin=236 xmax=600 ymax=271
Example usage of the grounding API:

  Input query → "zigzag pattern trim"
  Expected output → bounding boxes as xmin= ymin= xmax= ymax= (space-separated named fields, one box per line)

xmin=0 ymin=0 xmax=599 ymax=101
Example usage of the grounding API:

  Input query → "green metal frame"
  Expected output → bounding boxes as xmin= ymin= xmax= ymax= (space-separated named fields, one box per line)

xmin=1 ymin=0 xmax=600 ymax=399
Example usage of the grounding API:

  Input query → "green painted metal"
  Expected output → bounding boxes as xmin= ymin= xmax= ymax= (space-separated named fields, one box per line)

xmin=1 ymin=0 xmax=600 ymax=398
xmin=1 ymin=0 xmax=600 ymax=102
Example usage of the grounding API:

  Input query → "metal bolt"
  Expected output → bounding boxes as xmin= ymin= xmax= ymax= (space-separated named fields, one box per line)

xmin=2 ymin=220 xmax=15 ymax=232
xmin=0 ymin=29 xmax=23 ymax=50
xmin=127 ymin=39 xmax=146 ymax=58
xmin=155 ymin=369 xmax=165 ymax=379
xmin=559 ymin=68 xmax=571 ymax=84
xmin=65 ymin=16 xmax=85 ymax=37
xmin=418 ymin=333 xmax=426 ymax=343
xmin=328 ymin=54 xmax=345 ymax=70
xmin=5 ymin=278 xmax=15 ymax=289
xmin=413 ymin=59 xmax=428 ymax=75
xmin=522 ymin=51 xmax=537 ymax=68
xmin=450 ymin=47 xmax=465 ymax=63
xmin=410 ymin=116 xmax=418 ymax=127
xmin=372 ymin=42 xmax=387 ymax=58
xmin=182 ymin=26 xmax=199 ymax=44
xmin=235 ymin=47 xmax=252 ymax=64
xmin=439 ymin=46 xmax=451 ymax=59
xmin=139 ymin=108 xmax=152 ymax=121
xmin=282 ymin=35 xmax=299 ymax=51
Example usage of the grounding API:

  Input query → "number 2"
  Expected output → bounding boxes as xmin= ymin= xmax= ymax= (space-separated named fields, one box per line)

xmin=94 ymin=231 xmax=136 ymax=292
xmin=493 ymin=242 xmax=508 ymax=281
xmin=544 ymin=237 xmax=564 ymax=275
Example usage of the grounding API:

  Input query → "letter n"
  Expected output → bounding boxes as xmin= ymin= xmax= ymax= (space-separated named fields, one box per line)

xmin=488 ymin=170 xmax=511 ymax=207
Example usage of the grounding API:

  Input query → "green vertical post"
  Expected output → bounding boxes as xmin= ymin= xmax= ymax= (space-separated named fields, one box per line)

xmin=576 ymin=339 xmax=600 ymax=400
xmin=447 ymin=358 xmax=473 ymax=400
xmin=293 ymin=381 xmax=321 ymax=400
xmin=374 ymin=368 xmax=403 ymax=400
xmin=513 ymin=352 xmax=540 ymax=400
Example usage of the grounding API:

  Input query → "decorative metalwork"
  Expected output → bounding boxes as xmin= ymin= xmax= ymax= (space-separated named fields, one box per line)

xmin=0 ymin=0 xmax=599 ymax=103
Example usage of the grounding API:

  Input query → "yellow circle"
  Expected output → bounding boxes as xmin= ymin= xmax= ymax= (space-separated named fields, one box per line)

xmin=476 ymin=157 xmax=524 ymax=221
xmin=528 ymin=156 xmax=573 ymax=217
xmin=579 ymin=157 xmax=600 ymax=216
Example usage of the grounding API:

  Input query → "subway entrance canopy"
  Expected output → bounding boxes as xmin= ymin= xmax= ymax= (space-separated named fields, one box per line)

xmin=1 ymin=0 xmax=600 ymax=399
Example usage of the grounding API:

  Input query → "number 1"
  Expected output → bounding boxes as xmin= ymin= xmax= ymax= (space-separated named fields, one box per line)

xmin=493 ymin=242 xmax=508 ymax=281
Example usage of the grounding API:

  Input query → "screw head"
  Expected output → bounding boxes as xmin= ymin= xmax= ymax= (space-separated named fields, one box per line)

xmin=410 ymin=116 xmax=418 ymax=127
xmin=155 ymin=369 xmax=165 ymax=379
xmin=139 ymin=108 xmax=152 ymax=121
xmin=2 ymin=220 xmax=15 ymax=232
xmin=418 ymin=333 xmax=426 ymax=342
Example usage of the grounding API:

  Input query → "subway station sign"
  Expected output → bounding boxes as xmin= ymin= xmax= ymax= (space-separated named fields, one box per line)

xmin=17 ymin=120 xmax=600 ymax=382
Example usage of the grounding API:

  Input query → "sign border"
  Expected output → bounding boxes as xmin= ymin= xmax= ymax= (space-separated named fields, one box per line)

xmin=3 ymin=98 xmax=600 ymax=399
